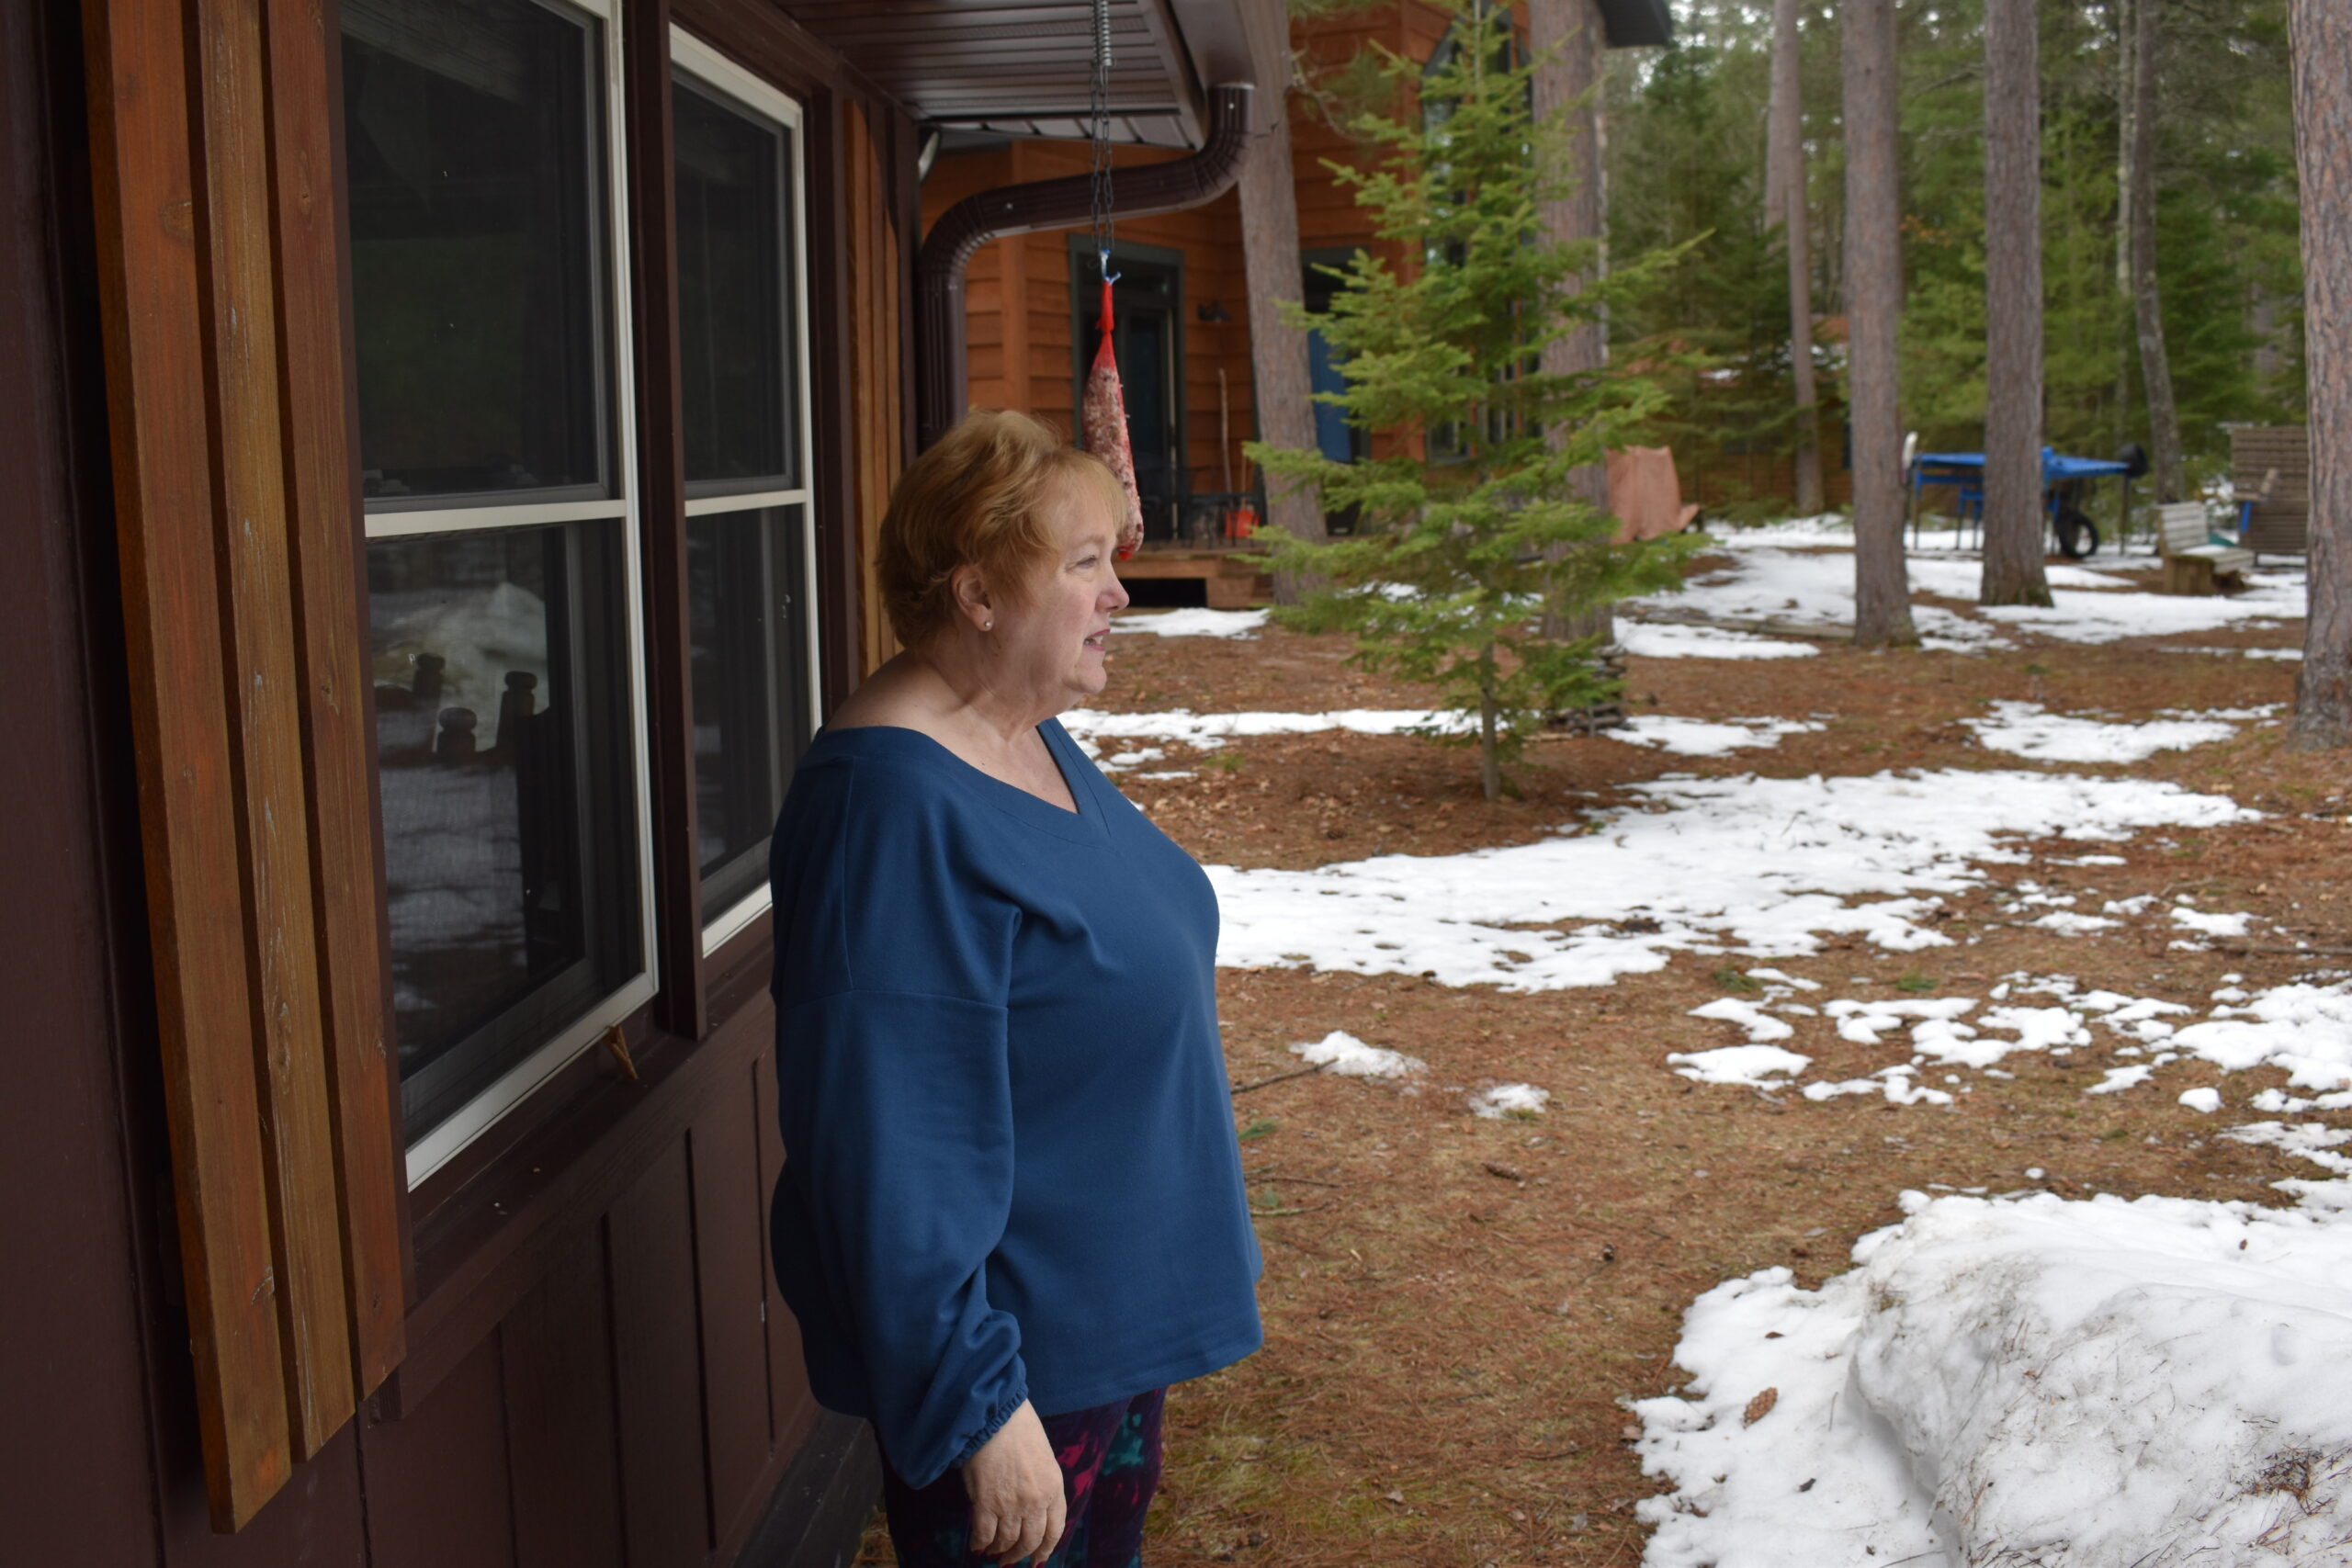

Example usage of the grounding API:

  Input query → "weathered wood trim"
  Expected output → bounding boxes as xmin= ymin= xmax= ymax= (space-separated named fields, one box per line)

xmin=83 ymin=0 xmax=296 ymax=1525
xmin=187 ymin=0 xmax=357 ymax=1459
xmin=260 ymin=0 xmax=406 ymax=1406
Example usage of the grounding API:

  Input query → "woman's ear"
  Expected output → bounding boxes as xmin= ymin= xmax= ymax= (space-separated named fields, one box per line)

xmin=949 ymin=565 xmax=996 ymax=632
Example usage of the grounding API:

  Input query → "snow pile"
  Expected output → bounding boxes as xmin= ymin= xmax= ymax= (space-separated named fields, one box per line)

xmin=1209 ymin=769 xmax=2253 ymax=990
xmin=1287 ymin=1030 xmax=1423 ymax=1080
xmin=1667 ymin=1043 xmax=1811 ymax=1087
xmin=1637 ymin=1187 xmax=2352 ymax=1568
xmin=1467 ymin=1083 xmax=1550 ymax=1119
xmin=1607 ymin=716 xmax=1824 ymax=758
xmin=1962 ymin=700 xmax=2241 ymax=763
xmin=1615 ymin=621 xmax=1821 ymax=660
xmin=1111 ymin=606 xmax=1268 ymax=638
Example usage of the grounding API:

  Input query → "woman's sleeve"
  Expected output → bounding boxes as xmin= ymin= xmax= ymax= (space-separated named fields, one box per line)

xmin=780 ymin=985 xmax=1026 ymax=1489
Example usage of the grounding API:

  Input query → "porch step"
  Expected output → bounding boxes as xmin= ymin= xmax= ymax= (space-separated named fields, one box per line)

xmin=1119 ymin=549 xmax=1273 ymax=608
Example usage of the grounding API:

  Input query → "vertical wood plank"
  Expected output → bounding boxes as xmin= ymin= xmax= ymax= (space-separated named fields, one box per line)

xmin=189 ymin=0 xmax=356 ymax=1458
xmin=258 ymin=0 xmax=407 ymax=1400
xmin=358 ymin=1334 xmax=517 ymax=1568
xmin=691 ymin=1068 xmax=776 ymax=1545
xmin=503 ymin=1229 xmax=627 ymax=1568
xmin=81 ymin=0 xmax=295 ymax=1527
xmin=608 ymin=1140 xmax=714 ymax=1567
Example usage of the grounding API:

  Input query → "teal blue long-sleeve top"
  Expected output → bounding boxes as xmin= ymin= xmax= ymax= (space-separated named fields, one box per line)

xmin=766 ymin=717 xmax=1264 ymax=1489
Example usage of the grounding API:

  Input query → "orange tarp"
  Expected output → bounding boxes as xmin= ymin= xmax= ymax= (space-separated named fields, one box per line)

xmin=1607 ymin=446 xmax=1700 ymax=542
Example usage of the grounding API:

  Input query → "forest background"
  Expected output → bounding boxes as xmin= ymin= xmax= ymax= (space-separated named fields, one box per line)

xmin=1576 ymin=0 xmax=2304 ymax=520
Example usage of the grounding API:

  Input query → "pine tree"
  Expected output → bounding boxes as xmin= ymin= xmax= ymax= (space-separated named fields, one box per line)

xmin=1248 ymin=0 xmax=1689 ymax=802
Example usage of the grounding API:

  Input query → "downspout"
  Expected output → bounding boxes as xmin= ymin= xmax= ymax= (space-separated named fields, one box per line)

xmin=915 ymin=82 xmax=1255 ymax=451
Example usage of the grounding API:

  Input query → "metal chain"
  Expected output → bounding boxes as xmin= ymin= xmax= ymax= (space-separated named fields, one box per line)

xmin=1090 ymin=0 xmax=1116 ymax=281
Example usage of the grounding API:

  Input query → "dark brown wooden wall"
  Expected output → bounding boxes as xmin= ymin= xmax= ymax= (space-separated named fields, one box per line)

xmin=4 ymin=0 xmax=896 ymax=1558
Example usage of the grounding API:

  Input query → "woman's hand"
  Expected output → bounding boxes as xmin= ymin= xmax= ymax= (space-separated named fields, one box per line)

xmin=961 ymin=1401 xmax=1067 ymax=1566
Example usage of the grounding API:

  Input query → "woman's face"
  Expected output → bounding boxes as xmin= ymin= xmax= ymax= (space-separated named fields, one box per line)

xmin=989 ymin=477 xmax=1130 ymax=711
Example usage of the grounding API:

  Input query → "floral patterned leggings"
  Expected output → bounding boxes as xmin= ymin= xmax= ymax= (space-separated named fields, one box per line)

xmin=879 ymin=1388 xmax=1167 ymax=1568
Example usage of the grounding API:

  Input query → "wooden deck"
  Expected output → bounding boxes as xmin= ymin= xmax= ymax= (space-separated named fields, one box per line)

xmin=1120 ymin=547 xmax=1273 ymax=608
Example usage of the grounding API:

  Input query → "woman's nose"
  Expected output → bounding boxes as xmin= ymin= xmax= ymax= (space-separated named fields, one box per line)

xmin=1105 ymin=573 xmax=1130 ymax=612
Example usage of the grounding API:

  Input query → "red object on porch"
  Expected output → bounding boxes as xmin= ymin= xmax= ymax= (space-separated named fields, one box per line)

xmin=1084 ymin=278 xmax=1148 ymax=558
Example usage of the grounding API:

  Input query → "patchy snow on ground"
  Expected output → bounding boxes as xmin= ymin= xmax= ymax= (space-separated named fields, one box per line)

xmin=2162 ymin=644 xmax=2308 ymax=661
xmin=1287 ymin=1030 xmax=1424 ymax=1080
xmin=1062 ymin=706 xmax=1468 ymax=757
xmin=1607 ymin=716 xmax=1826 ymax=757
xmin=1110 ymin=606 xmax=1269 ymax=638
xmin=1654 ymin=540 xmax=2306 ymax=652
xmin=1615 ymin=621 xmax=1822 ymax=660
xmin=1467 ymin=1082 xmax=1550 ymax=1118
xmin=1980 ymin=569 xmax=2308 ymax=644
xmin=1962 ymin=700 xmax=2242 ymax=763
xmin=1208 ymin=769 xmax=2253 ymax=990
xmin=1635 ymin=1183 xmax=2352 ymax=1568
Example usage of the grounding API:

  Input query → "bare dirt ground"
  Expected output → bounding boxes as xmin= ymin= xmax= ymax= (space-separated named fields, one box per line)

xmin=858 ymin=555 xmax=2348 ymax=1568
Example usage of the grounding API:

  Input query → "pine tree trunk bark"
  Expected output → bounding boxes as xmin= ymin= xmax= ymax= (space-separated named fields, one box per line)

xmin=2290 ymin=0 xmax=2352 ymax=748
xmin=1770 ymin=0 xmax=1826 ymax=517
xmin=1842 ymin=0 xmax=1918 ymax=646
xmin=2114 ymin=0 xmax=2134 ymax=465
xmin=2131 ymin=0 xmax=2186 ymax=502
xmin=1532 ymin=0 xmax=1613 ymax=644
xmin=1238 ymin=80 xmax=1326 ymax=605
xmin=1980 ymin=0 xmax=2053 ymax=607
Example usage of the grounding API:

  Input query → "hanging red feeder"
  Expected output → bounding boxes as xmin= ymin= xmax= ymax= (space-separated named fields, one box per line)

xmin=1083 ymin=278 xmax=1147 ymax=559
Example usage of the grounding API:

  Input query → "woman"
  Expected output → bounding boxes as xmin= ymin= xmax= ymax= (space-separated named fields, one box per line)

xmin=767 ymin=410 xmax=1264 ymax=1568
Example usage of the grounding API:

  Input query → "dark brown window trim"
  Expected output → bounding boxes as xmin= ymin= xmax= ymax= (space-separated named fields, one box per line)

xmin=379 ymin=0 xmax=880 ymax=1396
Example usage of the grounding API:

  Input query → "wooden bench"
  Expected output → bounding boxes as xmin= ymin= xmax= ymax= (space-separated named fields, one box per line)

xmin=2156 ymin=502 xmax=2255 ymax=596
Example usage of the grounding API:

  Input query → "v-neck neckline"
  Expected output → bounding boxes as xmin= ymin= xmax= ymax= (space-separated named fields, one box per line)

xmin=814 ymin=720 xmax=1103 ymax=841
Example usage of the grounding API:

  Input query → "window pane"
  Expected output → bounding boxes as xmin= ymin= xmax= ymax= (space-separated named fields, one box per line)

xmin=688 ymin=504 xmax=811 ymax=917
xmin=344 ymin=0 xmax=607 ymax=502
xmin=673 ymin=76 xmax=796 ymax=491
xmin=369 ymin=525 xmax=641 ymax=1139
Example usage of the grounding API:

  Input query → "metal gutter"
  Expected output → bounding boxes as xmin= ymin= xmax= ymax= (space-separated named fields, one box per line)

xmin=914 ymin=80 xmax=1254 ymax=450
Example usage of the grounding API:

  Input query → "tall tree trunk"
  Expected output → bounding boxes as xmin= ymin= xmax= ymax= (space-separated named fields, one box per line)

xmin=1980 ymin=0 xmax=2053 ymax=607
xmin=2290 ymin=0 xmax=2352 ymax=748
xmin=2131 ymin=0 xmax=2186 ymax=501
xmin=2114 ymin=0 xmax=2133 ymax=451
xmin=1770 ymin=0 xmax=1826 ymax=517
xmin=1238 ymin=82 xmax=1327 ymax=605
xmin=1532 ymin=0 xmax=1613 ymax=645
xmin=1842 ymin=0 xmax=1918 ymax=646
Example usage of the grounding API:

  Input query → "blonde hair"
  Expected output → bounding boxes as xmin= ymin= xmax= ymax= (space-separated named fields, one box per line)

xmin=877 ymin=409 xmax=1127 ymax=648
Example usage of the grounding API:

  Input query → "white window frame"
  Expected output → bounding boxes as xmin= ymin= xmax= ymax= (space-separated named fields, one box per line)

xmin=671 ymin=26 xmax=822 ymax=958
xmin=379 ymin=0 xmax=661 ymax=1188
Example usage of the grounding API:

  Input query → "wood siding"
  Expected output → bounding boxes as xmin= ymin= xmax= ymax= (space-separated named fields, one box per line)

xmin=923 ymin=140 xmax=1257 ymax=501
xmin=15 ymin=0 xmax=901 ymax=1556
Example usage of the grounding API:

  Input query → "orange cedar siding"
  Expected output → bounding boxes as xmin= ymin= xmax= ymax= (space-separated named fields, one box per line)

xmin=922 ymin=138 xmax=1257 ymax=500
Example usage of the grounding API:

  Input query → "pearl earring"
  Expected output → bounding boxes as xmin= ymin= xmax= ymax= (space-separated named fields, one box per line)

xmin=984 ymin=619 xmax=994 ymax=631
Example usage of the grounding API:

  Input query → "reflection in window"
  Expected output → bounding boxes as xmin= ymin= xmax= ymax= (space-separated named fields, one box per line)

xmin=674 ymin=76 xmax=793 ymax=490
xmin=344 ymin=0 xmax=607 ymax=502
xmin=687 ymin=507 xmax=809 ymax=917
xmin=368 ymin=527 xmax=639 ymax=1141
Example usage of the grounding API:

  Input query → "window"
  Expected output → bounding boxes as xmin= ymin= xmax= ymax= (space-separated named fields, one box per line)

xmin=345 ymin=0 xmax=654 ymax=1183
xmin=672 ymin=30 xmax=820 ymax=950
